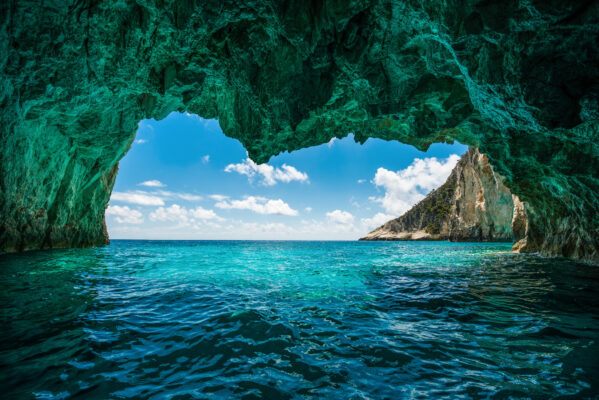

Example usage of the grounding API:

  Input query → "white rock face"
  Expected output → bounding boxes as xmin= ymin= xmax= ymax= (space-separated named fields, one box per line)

xmin=511 ymin=195 xmax=530 ymax=252
xmin=361 ymin=148 xmax=527 ymax=243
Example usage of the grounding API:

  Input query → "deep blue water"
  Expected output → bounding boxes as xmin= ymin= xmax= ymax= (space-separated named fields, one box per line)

xmin=1 ymin=240 xmax=598 ymax=399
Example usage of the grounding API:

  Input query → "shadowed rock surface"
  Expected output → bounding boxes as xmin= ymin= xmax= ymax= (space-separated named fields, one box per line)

xmin=0 ymin=1 xmax=597 ymax=261
xmin=360 ymin=148 xmax=525 ymax=243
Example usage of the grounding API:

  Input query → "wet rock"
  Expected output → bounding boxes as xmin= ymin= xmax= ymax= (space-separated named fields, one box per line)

xmin=0 ymin=1 xmax=597 ymax=261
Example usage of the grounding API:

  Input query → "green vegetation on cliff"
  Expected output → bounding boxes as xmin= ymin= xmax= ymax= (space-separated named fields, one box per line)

xmin=421 ymin=179 xmax=456 ymax=235
xmin=361 ymin=148 xmax=525 ymax=243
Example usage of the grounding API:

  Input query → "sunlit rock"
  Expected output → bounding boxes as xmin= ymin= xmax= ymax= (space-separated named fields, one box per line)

xmin=0 ymin=1 xmax=597 ymax=261
xmin=360 ymin=148 xmax=525 ymax=242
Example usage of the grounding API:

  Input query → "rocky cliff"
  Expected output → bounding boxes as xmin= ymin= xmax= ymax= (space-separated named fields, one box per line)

xmin=361 ymin=148 xmax=525 ymax=242
xmin=0 ymin=1 xmax=597 ymax=261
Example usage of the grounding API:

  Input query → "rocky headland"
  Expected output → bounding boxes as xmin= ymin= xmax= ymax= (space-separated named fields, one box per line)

xmin=360 ymin=148 xmax=529 ymax=246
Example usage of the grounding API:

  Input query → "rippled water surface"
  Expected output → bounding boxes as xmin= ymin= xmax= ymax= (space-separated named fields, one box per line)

xmin=1 ymin=240 xmax=599 ymax=399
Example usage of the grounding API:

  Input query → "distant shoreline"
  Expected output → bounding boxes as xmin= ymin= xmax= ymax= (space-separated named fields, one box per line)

xmin=109 ymin=239 xmax=514 ymax=243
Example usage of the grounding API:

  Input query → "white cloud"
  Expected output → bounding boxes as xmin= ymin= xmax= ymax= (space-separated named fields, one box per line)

xmin=111 ymin=189 xmax=203 ymax=206
xmin=371 ymin=154 xmax=460 ymax=216
xmin=275 ymin=165 xmax=309 ymax=183
xmin=209 ymin=194 xmax=229 ymax=201
xmin=326 ymin=210 xmax=354 ymax=225
xmin=234 ymin=221 xmax=297 ymax=236
xmin=134 ymin=139 xmax=147 ymax=144
xmin=327 ymin=137 xmax=338 ymax=148
xmin=139 ymin=180 xmax=165 ymax=187
xmin=190 ymin=206 xmax=222 ymax=220
xmin=305 ymin=207 xmax=312 ymax=212
xmin=149 ymin=204 xmax=189 ymax=224
xmin=111 ymin=191 xmax=165 ymax=206
xmin=360 ymin=213 xmax=395 ymax=231
xmin=106 ymin=205 xmax=144 ymax=224
xmin=202 ymin=155 xmax=210 ymax=164
xmin=299 ymin=218 xmax=359 ymax=236
xmin=357 ymin=179 xmax=366 ymax=184
xmin=160 ymin=191 xmax=202 ymax=201
xmin=224 ymin=158 xmax=308 ymax=186
xmin=149 ymin=204 xmax=224 ymax=226
xmin=215 ymin=196 xmax=298 ymax=216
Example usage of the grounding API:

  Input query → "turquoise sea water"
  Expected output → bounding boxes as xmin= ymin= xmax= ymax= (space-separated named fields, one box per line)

xmin=1 ymin=240 xmax=598 ymax=399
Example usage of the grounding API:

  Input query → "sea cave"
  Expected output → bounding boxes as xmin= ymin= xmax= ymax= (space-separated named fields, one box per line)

xmin=1 ymin=0 xmax=597 ymax=261
xmin=1 ymin=1 xmax=599 ymax=398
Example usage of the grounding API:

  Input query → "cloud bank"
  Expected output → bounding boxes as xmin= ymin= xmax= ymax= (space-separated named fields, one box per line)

xmin=224 ymin=158 xmax=308 ymax=186
xmin=370 ymin=154 xmax=461 ymax=216
xmin=149 ymin=204 xmax=224 ymax=226
xmin=110 ymin=190 xmax=202 ymax=206
xmin=215 ymin=196 xmax=298 ymax=216
xmin=111 ymin=191 xmax=165 ymax=206
xmin=326 ymin=210 xmax=354 ymax=225
xmin=106 ymin=205 xmax=144 ymax=224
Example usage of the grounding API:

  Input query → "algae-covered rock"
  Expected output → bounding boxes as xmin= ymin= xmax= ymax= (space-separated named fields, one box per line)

xmin=0 ymin=1 xmax=597 ymax=261
xmin=360 ymin=148 xmax=523 ymax=242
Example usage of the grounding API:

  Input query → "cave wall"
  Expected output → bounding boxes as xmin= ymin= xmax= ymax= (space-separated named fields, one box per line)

xmin=1 ymin=1 xmax=598 ymax=260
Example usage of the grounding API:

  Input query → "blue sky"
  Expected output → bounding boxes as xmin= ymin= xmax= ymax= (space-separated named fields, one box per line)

xmin=106 ymin=112 xmax=467 ymax=240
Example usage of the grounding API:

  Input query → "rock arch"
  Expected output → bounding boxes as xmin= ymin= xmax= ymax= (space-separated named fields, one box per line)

xmin=1 ymin=1 xmax=597 ymax=261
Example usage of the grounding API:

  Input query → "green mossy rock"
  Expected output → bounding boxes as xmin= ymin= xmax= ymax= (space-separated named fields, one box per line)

xmin=0 ymin=1 xmax=597 ymax=261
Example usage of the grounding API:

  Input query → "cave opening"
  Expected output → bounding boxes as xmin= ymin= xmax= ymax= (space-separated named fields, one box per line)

xmin=106 ymin=111 xmax=469 ymax=241
xmin=4 ymin=3 xmax=599 ymax=397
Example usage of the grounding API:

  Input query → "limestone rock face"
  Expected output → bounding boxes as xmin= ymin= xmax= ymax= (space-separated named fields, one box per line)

xmin=449 ymin=149 xmax=516 ymax=241
xmin=0 ymin=1 xmax=598 ymax=261
xmin=511 ymin=195 xmax=529 ymax=247
xmin=360 ymin=148 xmax=524 ymax=242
